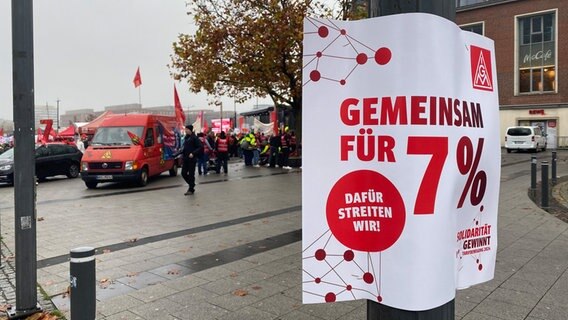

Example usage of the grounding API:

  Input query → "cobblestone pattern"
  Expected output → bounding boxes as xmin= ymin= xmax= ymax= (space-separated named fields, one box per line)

xmin=0 ymin=240 xmax=56 ymax=315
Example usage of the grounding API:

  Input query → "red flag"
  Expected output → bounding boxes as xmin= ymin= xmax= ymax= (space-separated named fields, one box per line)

xmin=173 ymin=85 xmax=186 ymax=128
xmin=0 ymin=128 xmax=4 ymax=136
xmin=133 ymin=67 xmax=142 ymax=88
xmin=126 ymin=131 xmax=141 ymax=145
xmin=203 ymin=119 xmax=209 ymax=133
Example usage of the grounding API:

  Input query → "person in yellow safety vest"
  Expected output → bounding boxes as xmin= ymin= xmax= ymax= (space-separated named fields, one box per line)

xmin=241 ymin=133 xmax=255 ymax=166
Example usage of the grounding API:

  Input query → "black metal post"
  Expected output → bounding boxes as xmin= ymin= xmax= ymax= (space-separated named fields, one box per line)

xmin=551 ymin=150 xmax=557 ymax=185
xmin=541 ymin=161 xmax=549 ymax=209
xmin=56 ymin=98 xmax=60 ymax=131
xmin=367 ymin=0 xmax=455 ymax=319
xmin=531 ymin=155 xmax=537 ymax=196
xmin=70 ymin=247 xmax=96 ymax=320
xmin=9 ymin=0 xmax=41 ymax=317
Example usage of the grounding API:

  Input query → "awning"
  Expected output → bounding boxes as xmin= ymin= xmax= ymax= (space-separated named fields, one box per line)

xmin=78 ymin=111 xmax=113 ymax=135
xmin=58 ymin=125 xmax=76 ymax=137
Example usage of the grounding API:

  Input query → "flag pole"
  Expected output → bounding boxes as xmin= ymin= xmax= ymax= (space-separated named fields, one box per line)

xmin=138 ymin=86 xmax=142 ymax=107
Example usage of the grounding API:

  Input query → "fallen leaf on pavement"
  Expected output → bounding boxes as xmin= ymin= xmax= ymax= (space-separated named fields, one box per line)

xmin=37 ymin=217 xmax=45 ymax=222
xmin=251 ymin=286 xmax=262 ymax=290
xmin=27 ymin=312 xmax=59 ymax=320
xmin=126 ymin=272 xmax=139 ymax=277
xmin=128 ymin=238 xmax=138 ymax=243
xmin=99 ymin=278 xmax=112 ymax=289
xmin=233 ymin=289 xmax=248 ymax=297
xmin=230 ymin=272 xmax=238 ymax=278
xmin=167 ymin=269 xmax=180 ymax=275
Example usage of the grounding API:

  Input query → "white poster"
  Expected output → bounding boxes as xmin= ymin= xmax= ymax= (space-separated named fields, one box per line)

xmin=302 ymin=13 xmax=500 ymax=311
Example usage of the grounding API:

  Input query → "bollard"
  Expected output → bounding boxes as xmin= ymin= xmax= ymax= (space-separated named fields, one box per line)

xmin=541 ymin=161 xmax=549 ymax=209
xmin=531 ymin=155 xmax=537 ymax=196
xmin=70 ymin=247 xmax=96 ymax=320
xmin=551 ymin=150 xmax=557 ymax=185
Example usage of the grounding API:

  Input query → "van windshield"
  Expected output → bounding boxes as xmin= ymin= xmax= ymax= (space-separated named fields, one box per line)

xmin=507 ymin=128 xmax=532 ymax=136
xmin=92 ymin=126 xmax=144 ymax=146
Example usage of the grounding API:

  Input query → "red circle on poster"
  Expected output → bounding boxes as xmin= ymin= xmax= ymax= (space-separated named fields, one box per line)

xmin=326 ymin=170 xmax=406 ymax=252
xmin=548 ymin=120 xmax=557 ymax=128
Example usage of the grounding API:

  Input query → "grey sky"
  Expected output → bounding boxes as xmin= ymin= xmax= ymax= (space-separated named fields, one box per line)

xmin=0 ymin=0 xmax=270 ymax=121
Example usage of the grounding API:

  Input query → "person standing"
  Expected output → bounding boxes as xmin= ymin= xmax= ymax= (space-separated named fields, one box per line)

xmin=267 ymin=133 xmax=281 ymax=167
xmin=197 ymin=132 xmax=212 ymax=175
xmin=215 ymin=131 xmax=229 ymax=174
xmin=280 ymin=127 xmax=292 ymax=169
xmin=241 ymin=133 xmax=254 ymax=166
xmin=181 ymin=125 xmax=202 ymax=195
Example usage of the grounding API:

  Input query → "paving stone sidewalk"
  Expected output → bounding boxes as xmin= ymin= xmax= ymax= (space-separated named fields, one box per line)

xmin=0 ymin=155 xmax=567 ymax=320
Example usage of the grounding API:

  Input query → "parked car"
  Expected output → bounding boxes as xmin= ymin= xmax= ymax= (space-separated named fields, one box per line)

xmin=504 ymin=126 xmax=547 ymax=153
xmin=0 ymin=143 xmax=83 ymax=185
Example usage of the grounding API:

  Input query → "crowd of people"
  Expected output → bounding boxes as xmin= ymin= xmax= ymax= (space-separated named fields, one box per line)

xmin=191 ymin=126 xmax=298 ymax=175
xmin=179 ymin=125 xmax=299 ymax=195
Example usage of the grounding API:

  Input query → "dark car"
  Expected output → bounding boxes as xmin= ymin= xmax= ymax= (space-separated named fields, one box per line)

xmin=0 ymin=143 xmax=83 ymax=185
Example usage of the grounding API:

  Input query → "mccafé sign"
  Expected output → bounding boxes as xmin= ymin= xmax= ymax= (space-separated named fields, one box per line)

xmin=519 ymin=43 xmax=555 ymax=68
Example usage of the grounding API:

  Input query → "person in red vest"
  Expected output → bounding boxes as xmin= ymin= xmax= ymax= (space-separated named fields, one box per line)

xmin=228 ymin=133 xmax=237 ymax=158
xmin=215 ymin=131 xmax=229 ymax=174
xmin=290 ymin=130 xmax=297 ymax=156
xmin=197 ymin=132 xmax=213 ymax=175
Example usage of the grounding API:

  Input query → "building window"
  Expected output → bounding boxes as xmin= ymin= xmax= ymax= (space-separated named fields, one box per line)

xmin=456 ymin=0 xmax=489 ymax=8
xmin=518 ymin=12 xmax=555 ymax=94
xmin=460 ymin=23 xmax=483 ymax=35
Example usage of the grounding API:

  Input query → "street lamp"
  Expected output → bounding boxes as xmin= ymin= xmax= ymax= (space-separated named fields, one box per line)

xmin=56 ymin=98 xmax=60 ymax=131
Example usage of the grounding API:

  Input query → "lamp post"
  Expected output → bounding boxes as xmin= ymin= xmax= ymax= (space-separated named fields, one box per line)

xmin=366 ymin=1 xmax=455 ymax=320
xmin=11 ymin=0 xmax=41 ymax=317
xmin=56 ymin=98 xmax=60 ymax=131
xmin=233 ymin=99 xmax=237 ymax=130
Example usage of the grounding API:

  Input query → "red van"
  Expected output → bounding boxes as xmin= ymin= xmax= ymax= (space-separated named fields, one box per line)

xmin=80 ymin=114 xmax=182 ymax=189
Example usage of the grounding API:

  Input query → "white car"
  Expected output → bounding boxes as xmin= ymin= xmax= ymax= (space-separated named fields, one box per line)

xmin=505 ymin=126 xmax=547 ymax=153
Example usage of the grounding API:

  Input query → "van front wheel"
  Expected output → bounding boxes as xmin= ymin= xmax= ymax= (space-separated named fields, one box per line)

xmin=138 ymin=168 xmax=149 ymax=187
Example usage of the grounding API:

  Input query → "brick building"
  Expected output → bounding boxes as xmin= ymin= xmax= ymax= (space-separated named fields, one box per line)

xmin=457 ymin=0 xmax=568 ymax=147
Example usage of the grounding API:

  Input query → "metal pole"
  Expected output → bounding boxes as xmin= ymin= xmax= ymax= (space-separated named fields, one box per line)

xmin=541 ymin=161 xmax=549 ymax=209
xmin=10 ymin=0 xmax=41 ymax=317
xmin=367 ymin=0 xmax=455 ymax=319
xmin=56 ymin=98 xmax=60 ymax=131
xmin=70 ymin=247 xmax=96 ymax=320
xmin=234 ymin=99 xmax=237 ymax=130
xmin=531 ymin=155 xmax=537 ymax=196
xmin=551 ymin=150 xmax=557 ymax=185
